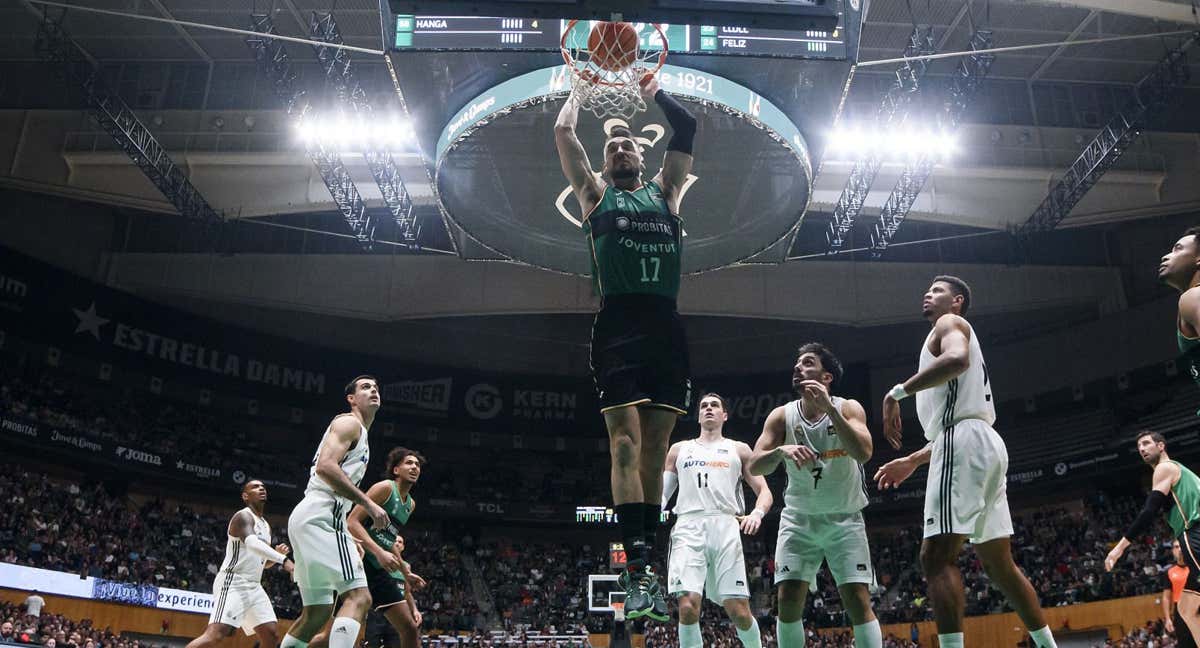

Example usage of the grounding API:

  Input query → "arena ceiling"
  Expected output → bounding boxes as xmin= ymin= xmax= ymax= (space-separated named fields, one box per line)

xmin=0 ymin=0 xmax=1198 ymax=376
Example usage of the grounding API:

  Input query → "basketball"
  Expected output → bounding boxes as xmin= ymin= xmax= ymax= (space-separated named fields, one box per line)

xmin=588 ymin=21 xmax=638 ymax=71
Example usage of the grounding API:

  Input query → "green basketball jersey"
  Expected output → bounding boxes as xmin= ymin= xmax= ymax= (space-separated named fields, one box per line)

xmin=583 ymin=180 xmax=682 ymax=299
xmin=1179 ymin=329 xmax=1200 ymax=395
xmin=1168 ymin=460 xmax=1200 ymax=536
xmin=365 ymin=481 xmax=414 ymax=579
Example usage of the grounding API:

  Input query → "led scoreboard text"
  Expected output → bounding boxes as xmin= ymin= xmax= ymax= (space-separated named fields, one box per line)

xmin=576 ymin=505 xmax=670 ymax=524
xmin=393 ymin=16 xmax=846 ymax=59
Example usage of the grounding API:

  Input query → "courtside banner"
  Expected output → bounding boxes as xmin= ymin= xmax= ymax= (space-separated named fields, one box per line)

xmin=0 ymin=564 xmax=213 ymax=614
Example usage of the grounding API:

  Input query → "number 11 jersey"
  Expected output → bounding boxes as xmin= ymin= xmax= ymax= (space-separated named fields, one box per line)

xmin=672 ymin=438 xmax=745 ymax=517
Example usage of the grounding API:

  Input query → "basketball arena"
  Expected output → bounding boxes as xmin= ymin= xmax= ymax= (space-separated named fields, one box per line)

xmin=1 ymin=1 xmax=1200 ymax=647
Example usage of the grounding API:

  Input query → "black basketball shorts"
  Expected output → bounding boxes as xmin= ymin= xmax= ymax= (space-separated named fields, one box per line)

xmin=589 ymin=294 xmax=691 ymax=416
xmin=364 ymin=560 xmax=408 ymax=611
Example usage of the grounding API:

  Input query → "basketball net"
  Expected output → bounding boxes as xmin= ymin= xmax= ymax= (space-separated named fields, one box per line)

xmin=561 ymin=21 xmax=668 ymax=121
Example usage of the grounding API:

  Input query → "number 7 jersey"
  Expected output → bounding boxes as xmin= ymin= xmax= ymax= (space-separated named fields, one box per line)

xmin=672 ymin=438 xmax=746 ymax=517
xmin=781 ymin=397 xmax=869 ymax=515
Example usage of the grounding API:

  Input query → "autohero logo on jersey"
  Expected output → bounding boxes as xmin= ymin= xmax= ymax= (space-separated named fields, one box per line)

xmin=384 ymin=378 xmax=453 ymax=416
xmin=680 ymin=459 xmax=731 ymax=469
xmin=115 ymin=445 xmax=162 ymax=466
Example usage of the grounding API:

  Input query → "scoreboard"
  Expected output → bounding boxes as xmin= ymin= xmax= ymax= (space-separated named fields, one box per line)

xmin=391 ymin=16 xmax=847 ymax=60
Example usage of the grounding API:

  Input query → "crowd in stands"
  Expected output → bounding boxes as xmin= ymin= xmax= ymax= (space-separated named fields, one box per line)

xmin=0 ymin=600 xmax=167 ymax=648
xmin=1102 ymin=618 xmax=1182 ymax=647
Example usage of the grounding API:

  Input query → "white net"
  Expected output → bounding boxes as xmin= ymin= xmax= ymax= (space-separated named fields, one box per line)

xmin=561 ymin=21 xmax=668 ymax=121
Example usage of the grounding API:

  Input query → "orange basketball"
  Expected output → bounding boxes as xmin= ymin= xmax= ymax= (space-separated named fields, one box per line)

xmin=587 ymin=22 xmax=638 ymax=72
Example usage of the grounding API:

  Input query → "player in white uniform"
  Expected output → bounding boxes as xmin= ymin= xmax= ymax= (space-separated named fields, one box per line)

xmin=874 ymin=276 xmax=1058 ymax=648
xmin=662 ymin=393 xmax=772 ymax=648
xmin=185 ymin=479 xmax=293 ymax=648
xmin=282 ymin=376 xmax=391 ymax=648
xmin=748 ymin=343 xmax=881 ymax=648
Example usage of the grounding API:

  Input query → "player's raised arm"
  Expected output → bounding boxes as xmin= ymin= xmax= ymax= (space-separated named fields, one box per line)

xmin=644 ymin=76 xmax=696 ymax=215
xmin=316 ymin=416 xmax=388 ymax=526
xmin=881 ymin=313 xmax=971 ymax=449
xmin=554 ymin=91 xmax=603 ymax=212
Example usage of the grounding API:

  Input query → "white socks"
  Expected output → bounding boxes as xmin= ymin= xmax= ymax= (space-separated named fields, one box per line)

xmin=735 ymin=620 xmax=763 ymax=648
xmin=679 ymin=623 xmax=703 ymax=648
xmin=329 ymin=617 xmax=361 ymax=648
xmin=938 ymin=632 xmax=964 ymax=648
xmin=852 ymin=619 xmax=882 ymax=648
xmin=777 ymin=619 xmax=805 ymax=648
xmin=1029 ymin=625 xmax=1058 ymax=648
xmin=281 ymin=635 xmax=308 ymax=648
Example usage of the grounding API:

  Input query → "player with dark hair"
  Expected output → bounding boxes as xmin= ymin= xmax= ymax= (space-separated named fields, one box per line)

xmin=872 ymin=278 xmax=1058 ymax=648
xmin=662 ymin=393 xmax=772 ymax=648
xmin=312 ymin=447 xmax=428 ymax=648
xmin=748 ymin=343 xmax=881 ymax=648
xmin=283 ymin=376 xmax=389 ymax=648
xmin=1105 ymin=431 xmax=1200 ymax=642
xmin=554 ymin=71 xmax=697 ymax=621
xmin=185 ymin=480 xmax=292 ymax=648
xmin=1159 ymin=226 xmax=1200 ymax=394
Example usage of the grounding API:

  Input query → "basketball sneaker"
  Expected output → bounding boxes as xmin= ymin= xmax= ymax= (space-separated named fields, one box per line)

xmin=620 ymin=565 xmax=669 ymax=622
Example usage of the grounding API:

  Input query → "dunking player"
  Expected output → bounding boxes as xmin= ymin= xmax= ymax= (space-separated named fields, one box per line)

xmin=1104 ymin=431 xmax=1200 ymax=643
xmin=312 ymin=447 xmax=427 ymax=648
xmin=555 ymin=70 xmax=697 ymax=620
xmin=185 ymin=480 xmax=292 ymax=648
xmin=662 ymin=393 xmax=771 ymax=648
xmin=872 ymin=277 xmax=1058 ymax=648
xmin=748 ymin=343 xmax=883 ymax=648
xmin=1164 ymin=539 xmax=1196 ymax=647
xmin=282 ymin=376 xmax=390 ymax=648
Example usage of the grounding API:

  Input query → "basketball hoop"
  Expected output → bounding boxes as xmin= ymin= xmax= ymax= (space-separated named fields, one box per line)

xmin=561 ymin=21 xmax=669 ymax=120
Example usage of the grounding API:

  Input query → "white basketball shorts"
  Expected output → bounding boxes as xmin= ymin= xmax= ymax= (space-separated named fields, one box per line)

xmin=923 ymin=417 xmax=1014 ymax=544
xmin=667 ymin=514 xmax=750 ymax=604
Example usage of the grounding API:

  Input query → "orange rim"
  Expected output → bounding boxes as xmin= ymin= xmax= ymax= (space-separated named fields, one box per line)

xmin=560 ymin=20 xmax=669 ymax=88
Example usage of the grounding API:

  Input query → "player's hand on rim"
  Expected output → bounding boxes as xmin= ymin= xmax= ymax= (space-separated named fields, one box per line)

xmin=881 ymin=396 xmax=903 ymax=450
xmin=874 ymin=456 xmax=916 ymax=490
xmin=775 ymin=444 xmax=819 ymax=468
xmin=639 ymin=73 xmax=659 ymax=100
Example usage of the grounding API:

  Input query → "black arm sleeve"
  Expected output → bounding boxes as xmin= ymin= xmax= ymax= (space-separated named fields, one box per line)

xmin=1123 ymin=490 xmax=1170 ymax=541
xmin=654 ymin=90 xmax=697 ymax=155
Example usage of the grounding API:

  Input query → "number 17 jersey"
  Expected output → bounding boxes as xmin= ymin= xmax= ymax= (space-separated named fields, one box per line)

xmin=583 ymin=180 xmax=681 ymax=299
xmin=781 ymin=397 xmax=868 ymax=516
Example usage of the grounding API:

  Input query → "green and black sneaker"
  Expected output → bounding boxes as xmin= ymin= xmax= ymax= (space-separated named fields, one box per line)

xmin=617 ymin=568 xmax=652 ymax=621
xmin=620 ymin=565 xmax=669 ymax=622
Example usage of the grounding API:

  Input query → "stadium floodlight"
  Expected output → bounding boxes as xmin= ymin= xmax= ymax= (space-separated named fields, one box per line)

xmin=294 ymin=114 xmax=416 ymax=152
xmin=828 ymin=125 xmax=959 ymax=161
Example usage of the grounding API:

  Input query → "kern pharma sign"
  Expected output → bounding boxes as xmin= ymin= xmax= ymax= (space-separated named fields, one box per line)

xmin=0 ymin=563 xmax=214 ymax=614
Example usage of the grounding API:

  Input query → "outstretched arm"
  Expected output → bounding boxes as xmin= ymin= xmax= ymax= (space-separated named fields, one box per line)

xmin=554 ymin=92 xmax=603 ymax=213
xmin=644 ymin=76 xmax=695 ymax=214
xmin=1107 ymin=462 xmax=1180 ymax=571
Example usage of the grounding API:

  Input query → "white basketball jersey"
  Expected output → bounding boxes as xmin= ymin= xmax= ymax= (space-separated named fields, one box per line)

xmin=672 ymin=438 xmax=745 ymax=517
xmin=781 ymin=397 xmax=869 ymax=515
xmin=916 ymin=320 xmax=996 ymax=440
xmin=217 ymin=507 xmax=272 ymax=583
xmin=305 ymin=416 xmax=370 ymax=511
